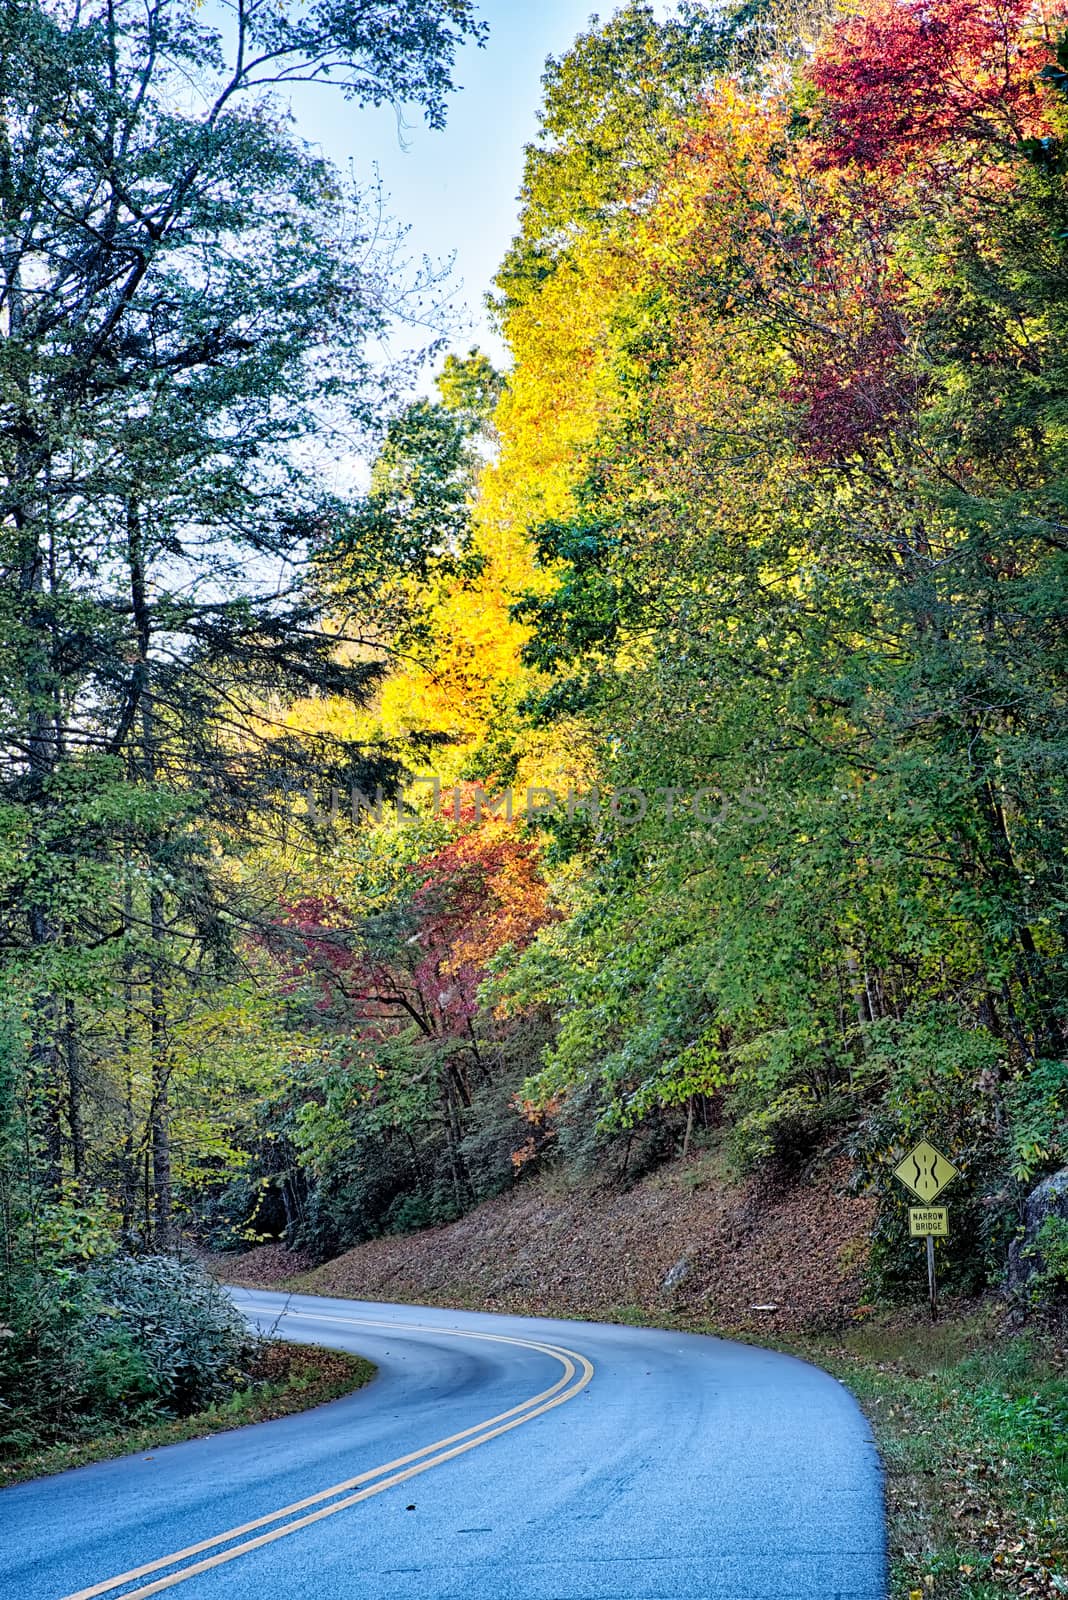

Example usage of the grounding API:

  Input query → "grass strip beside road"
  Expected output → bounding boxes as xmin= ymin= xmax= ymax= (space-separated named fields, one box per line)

xmin=1 ymin=1341 xmax=375 ymax=1489
xmin=796 ymin=1310 xmax=1067 ymax=1600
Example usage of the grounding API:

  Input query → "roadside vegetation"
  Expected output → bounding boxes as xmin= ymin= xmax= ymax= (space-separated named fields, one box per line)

xmin=1 ymin=1338 xmax=374 ymax=1489
xmin=0 ymin=1246 xmax=374 ymax=1477
xmin=802 ymin=1311 xmax=1067 ymax=1600
xmin=1 ymin=1250 xmax=255 ymax=1462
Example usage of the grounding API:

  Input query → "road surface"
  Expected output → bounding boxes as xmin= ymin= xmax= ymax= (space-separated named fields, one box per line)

xmin=2 ymin=1290 xmax=886 ymax=1600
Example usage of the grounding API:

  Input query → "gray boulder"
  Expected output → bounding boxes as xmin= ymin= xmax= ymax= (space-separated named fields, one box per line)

xmin=660 ymin=1256 xmax=692 ymax=1295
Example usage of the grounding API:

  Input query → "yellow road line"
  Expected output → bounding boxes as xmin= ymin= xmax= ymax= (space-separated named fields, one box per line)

xmin=60 ymin=1310 xmax=594 ymax=1600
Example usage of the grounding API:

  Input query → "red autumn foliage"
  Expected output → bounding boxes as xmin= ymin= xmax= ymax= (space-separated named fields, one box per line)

xmin=810 ymin=0 xmax=1065 ymax=169
xmin=785 ymin=324 xmax=924 ymax=462
xmin=276 ymin=818 xmax=550 ymax=1046
xmin=403 ymin=824 xmax=550 ymax=1033
xmin=411 ymin=828 xmax=549 ymax=978
xmin=274 ymin=895 xmax=417 ymax=1039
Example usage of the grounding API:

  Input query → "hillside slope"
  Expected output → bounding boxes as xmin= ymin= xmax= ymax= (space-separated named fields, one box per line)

xmin=222 ymin=1154 xmax=876 ymax=1334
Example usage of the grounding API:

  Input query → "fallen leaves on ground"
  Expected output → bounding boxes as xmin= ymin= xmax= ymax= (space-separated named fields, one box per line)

xmin=219 ymin=1155 xmax=875 ymax=1334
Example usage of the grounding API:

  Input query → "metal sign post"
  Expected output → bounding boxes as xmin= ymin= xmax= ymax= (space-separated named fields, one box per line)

xmin=893 ymin=1142 xmax=959 ymax=1321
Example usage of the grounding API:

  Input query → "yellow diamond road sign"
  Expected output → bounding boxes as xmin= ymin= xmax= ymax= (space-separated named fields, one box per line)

xmin=893 ymin=1140 xmax=959 ymax=1203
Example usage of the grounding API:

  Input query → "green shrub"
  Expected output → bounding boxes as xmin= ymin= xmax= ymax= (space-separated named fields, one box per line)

xmin=728 ymin=1083 xmax=852 ymax=1174
xmin=90 ymin=1255 xmax=257 ymax=1415
xmin=1025 ymin=1214 xmax=1068 ymax=1306
xmin=0 ymin=1251 xmax=257 ymax=1456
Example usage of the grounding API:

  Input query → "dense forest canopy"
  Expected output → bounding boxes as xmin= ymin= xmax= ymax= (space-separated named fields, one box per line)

xmin=2 ymin=0 xmax=1067 ymax=1450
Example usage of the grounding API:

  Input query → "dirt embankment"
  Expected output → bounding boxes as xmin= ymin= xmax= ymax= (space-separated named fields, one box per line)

xmin=220 ymin=1153 xmax=876 ymax=1335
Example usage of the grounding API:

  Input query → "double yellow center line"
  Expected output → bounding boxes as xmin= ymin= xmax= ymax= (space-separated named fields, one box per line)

xmin=60 ymin=1310 xmax=595 ymax=1600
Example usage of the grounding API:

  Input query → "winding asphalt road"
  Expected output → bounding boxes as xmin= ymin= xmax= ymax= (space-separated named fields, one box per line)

xmin=2 ymin=1290 xmax=886 ymax=1600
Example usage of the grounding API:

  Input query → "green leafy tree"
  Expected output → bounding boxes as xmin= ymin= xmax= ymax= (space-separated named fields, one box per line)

xmin=0 ymin=0 xmax=484 ymax=1262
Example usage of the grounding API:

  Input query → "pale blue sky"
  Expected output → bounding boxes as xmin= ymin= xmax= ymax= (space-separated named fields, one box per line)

xmin=283 ymin=3 xmax=620 ymax=376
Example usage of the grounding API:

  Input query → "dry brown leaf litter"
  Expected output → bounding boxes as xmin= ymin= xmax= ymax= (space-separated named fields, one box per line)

xmin=221 ymin=1158 xmax=875 ymax=1334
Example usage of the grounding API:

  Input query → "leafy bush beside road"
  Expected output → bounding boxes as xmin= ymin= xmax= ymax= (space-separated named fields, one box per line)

xmin=89 ymin=1255 xmax=256 ymax=1415
xmin=1 ymin=1340 xmax=375 ymax=1488
xmin=0 ymin=1248 xmax=256 ymax=1458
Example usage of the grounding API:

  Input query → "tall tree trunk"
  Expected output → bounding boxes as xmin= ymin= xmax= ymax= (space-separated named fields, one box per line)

xmin=148 ymin=881 xmax=172 ymax=1251
xmin=844 ymin=950 xmax=873 ymax=1029
xmin=35 ymin=1019 xmax=63 ymax=1198
xmin=7 ymin=229 xmax=56 ymax=791
xmin=977 ymin=764 xmax=1063 ymax=1054
xmin=120 ymin=873 xmax=138 ymax=1241
xmin=128 ymin=500 xmax=173 ymax=1249
xmin=6 ymin=220 xmax=68 ymax=1197
xmin=441 ymin=1070 xmax=470 ymax=1213
xmin=63 ymin=998 xmax=85 ymax=1194
xmin=682 ymin=1094 xmax=695 ymax=1159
